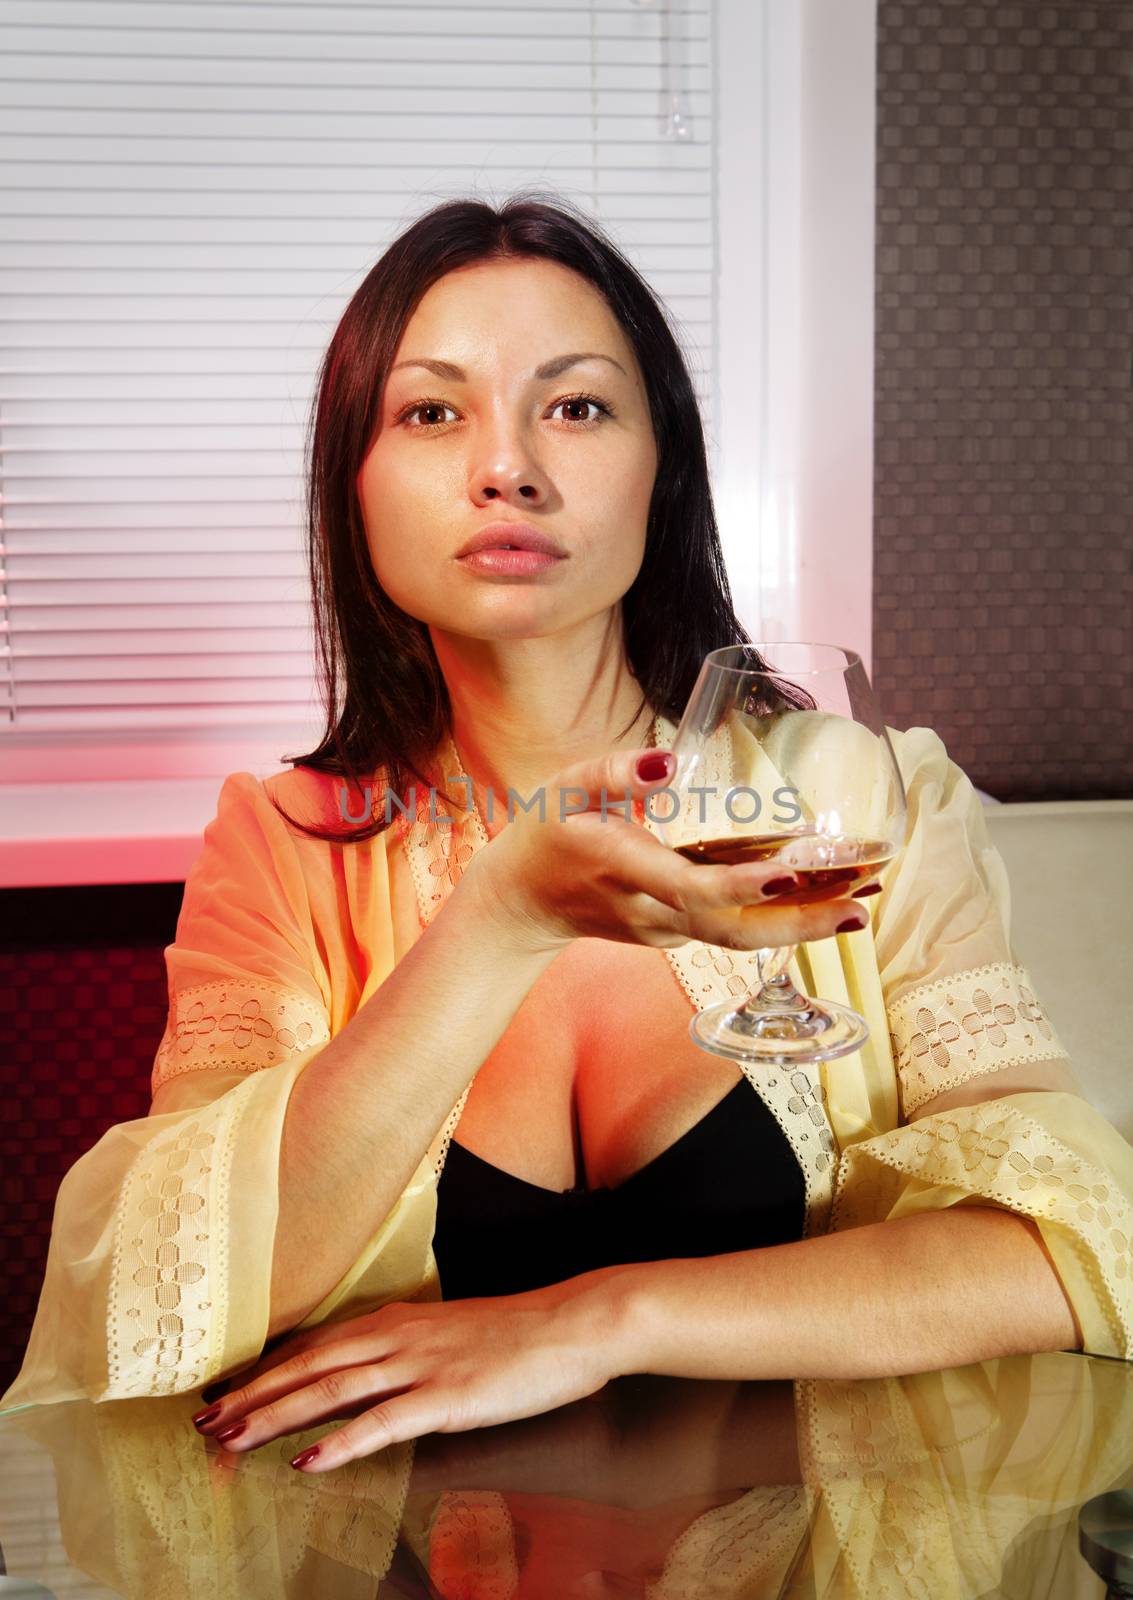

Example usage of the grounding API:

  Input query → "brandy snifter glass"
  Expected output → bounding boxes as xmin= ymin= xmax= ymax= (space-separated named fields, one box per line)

xmin=653 ymin=643 xmax=908 ymax=1066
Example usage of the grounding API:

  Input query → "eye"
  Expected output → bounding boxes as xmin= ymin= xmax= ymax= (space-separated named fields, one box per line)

xmin=549 ymin=393 xmax=613 ymax=427
xmin=396 ymin=399 xmax=459 ymax=430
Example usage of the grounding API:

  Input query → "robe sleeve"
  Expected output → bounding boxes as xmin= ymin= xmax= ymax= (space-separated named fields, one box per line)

xmin=0 ymin=771 xmax=436 ymax=1413
xmin=830 ymin=726 xmax=1133 ymax=1360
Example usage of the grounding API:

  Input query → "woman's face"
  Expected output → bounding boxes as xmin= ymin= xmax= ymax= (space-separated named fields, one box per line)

xmin=356 ymin=257 xmax=658 ymax=642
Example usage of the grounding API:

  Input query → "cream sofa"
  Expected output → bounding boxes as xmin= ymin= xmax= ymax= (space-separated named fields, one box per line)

xmin=984 ymin=800 xmax=1133 ymax=1142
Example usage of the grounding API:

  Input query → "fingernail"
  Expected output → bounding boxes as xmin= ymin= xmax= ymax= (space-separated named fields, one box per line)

xmin=291 ymin=1446 xmax=321 ymax=1470
xmin=851 ymin=882 xmax=882 ymax=898
xmin=761 ymin=875 xmax=799 ymax=897
xmin=836 ymin=914 xmax=869 ymax=933
xmin=636 ymin=751 xmax=673 ymax=782
xmin=215 ymin=1420 xmax=248 ymax=1444
xmin=192 ymin=1405 xmax=222 ymax=1429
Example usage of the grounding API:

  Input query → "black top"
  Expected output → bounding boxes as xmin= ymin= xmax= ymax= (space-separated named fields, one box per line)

xmin=432 ymin=1077 xmax=807 ymax=1301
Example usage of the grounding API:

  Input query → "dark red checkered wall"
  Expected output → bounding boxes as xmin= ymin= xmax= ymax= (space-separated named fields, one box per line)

xmin=0 ymin=885 xmax=184 ymax=1395
xmin=873 ymin=0 xmax=1133 ymax=798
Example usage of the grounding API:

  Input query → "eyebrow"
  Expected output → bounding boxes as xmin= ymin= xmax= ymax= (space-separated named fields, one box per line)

xmin=388 ymin=351 xmax=628 ymax=382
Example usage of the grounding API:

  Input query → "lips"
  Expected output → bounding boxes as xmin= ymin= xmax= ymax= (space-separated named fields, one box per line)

xmin=455 ymin=523 xmax=566 ymax=559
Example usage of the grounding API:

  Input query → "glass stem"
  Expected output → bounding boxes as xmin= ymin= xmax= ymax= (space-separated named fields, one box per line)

xmin=738 ymin=945 xmax=809 ymax=1015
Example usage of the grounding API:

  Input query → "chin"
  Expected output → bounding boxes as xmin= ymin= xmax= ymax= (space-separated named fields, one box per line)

xmin=432 ymin=590 xmax=578 ymax=637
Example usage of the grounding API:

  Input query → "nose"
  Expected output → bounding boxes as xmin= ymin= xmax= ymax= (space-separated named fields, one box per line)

xmin=470 ymin=421 xmax=550 ymax=507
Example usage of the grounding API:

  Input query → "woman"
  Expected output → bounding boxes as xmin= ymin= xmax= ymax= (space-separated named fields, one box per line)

xmin=3 ymin=196 xmax=1129 ymax=1477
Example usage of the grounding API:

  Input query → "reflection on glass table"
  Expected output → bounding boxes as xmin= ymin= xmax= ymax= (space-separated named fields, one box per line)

xmin=0 ymin=1350 xmax=1130 ymax=1598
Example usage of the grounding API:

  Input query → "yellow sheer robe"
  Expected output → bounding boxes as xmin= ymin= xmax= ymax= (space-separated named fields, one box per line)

xmin=2 ymin=711 xmax=1131 ymax=1418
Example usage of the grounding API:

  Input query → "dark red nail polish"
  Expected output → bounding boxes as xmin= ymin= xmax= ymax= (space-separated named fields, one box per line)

xmin=851 ymin=882 xmax=882 ymax=898
xmin=761 ymin=875 xmax=798 ymax=897
xmin=291 ymin=1445 xmax=321 ymax=1470
xmin=836 ymin=915 xmax=868 ymax=933
xmin=636 ymin=751 xmax=672 ymax=782
xmin=192 ymin=1405 xmax=222 ymax=1429
xmin=215 ymin=1420 xmax=247 ymax=1444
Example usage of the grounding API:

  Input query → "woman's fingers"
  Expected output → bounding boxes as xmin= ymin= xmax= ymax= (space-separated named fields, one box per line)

xmin=201 ymin=1337 xmax=396 ymax=1440
xmin=207 ymin=1358 xmax=417 ymax=1454
xmin=196 ymin=1331 xmax=391 ymax=1434
xmin=728 ymin=895 xmax=868 ymax=947
xmin=586 ymin=828 xmax=869 ymax=947
xmin=196 ymin=1309 xmax=382 ymax=1412
xmin=597 ymin=822 xmax=870 ymax=935
xmin=585 ymin=817 xmax=783 ymax=909
xmin=641 ymin=890 xmax=869 ymax=951
xmin=552 ymin=745 xmax=675 ymax=812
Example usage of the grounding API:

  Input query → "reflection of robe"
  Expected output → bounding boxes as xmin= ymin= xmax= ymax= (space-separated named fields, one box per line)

xmin=2 ymin=1352 xmax=1130 ymax=1599
xmin=403 ymin=1354 xmax=1133 ymax=1599
xmin=2 ymin=711 xmax=1130 ymax=1418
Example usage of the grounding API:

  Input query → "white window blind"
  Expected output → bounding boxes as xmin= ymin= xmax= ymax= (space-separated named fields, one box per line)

xmin=0 ymin=0 xmax=715 ymax=780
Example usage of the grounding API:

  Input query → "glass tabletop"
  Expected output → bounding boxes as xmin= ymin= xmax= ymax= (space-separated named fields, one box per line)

xmin=0 ymin=1350 xmax=1130 ymax=1598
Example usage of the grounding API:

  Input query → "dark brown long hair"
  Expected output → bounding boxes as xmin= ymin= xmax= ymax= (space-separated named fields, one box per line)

xmin=268 ymin=189 xmax=805 ymax=845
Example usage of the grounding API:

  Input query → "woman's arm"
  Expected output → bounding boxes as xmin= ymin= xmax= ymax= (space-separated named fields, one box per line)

xmin=566 ymin=1200 xmax=1082 ymax=1384
xmin=262 ymin=879 xmax=559 ymax=1341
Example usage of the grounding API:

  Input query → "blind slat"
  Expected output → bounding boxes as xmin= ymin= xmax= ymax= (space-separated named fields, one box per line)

xmin=14 ymin=652 xmax=313 ymax=683
xmin=0 ymin=60 xmax=712 ymax=92
xmin=6 ymin=551 xmax=307 ymax=578
xmin=0 ymin=191 xmax=715 ymax=220
xmin=8 ymin=577 xmax=314 ymax=603
xmin=0 ymin=240 xmax=714 ymax=269
xmin=0 ymin=78 xmax=714 ymax=110
xmin=10 ymin=705 xmax=341 ymax=731
xmin=4 ymin=602 xmax=316 ymax=629
xmin=0 ymin=165 xmax=708 ymax=195
xmin=5 ymin=0 xmax=709 ymax=20
xmin=10 ymin=625 xmax=312 ymax=652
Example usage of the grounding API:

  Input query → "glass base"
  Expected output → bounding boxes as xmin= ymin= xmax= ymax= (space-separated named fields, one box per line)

xmin=688 ymin=994 xmax=870 ymax=1067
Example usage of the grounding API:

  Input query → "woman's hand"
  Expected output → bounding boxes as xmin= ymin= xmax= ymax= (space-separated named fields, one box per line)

xmin=455 ymin=744 xmax=874 ymax=956
xmin=192 ymin=1285 xmax=618 ymax=1474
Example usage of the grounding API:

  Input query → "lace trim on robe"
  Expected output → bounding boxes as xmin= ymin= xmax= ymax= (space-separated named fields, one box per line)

xmin=107 ymin=979 xmax=332 ymax=1396
xmin=645 ymin=1482 xmax=813 ymax=1597
xmin=427 ymin=1491 xmax=519 ymax=1596
xmin=398 ymin=777 xmax=477 ymax=931
xmin=150 ymin=977 xmax=331 ymax=1093
xmin=108 ymin=1092 xmax=248 ymax=1397
xmin=395 ymin=776 xmax=481 ymax=1181
xmin=398 ymin=717 xmax=837 ymax=1236
xmin=793 ymin=1369 xmax=1001 ymax=1594
xmin=886 ymin=960 xmax=1071 ymax=1117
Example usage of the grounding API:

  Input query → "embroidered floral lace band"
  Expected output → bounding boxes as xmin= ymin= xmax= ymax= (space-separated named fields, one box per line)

xmin=887 ymin=960 xmax=1071 ymax=1116
xmin=151 ymin=978 xmax=332 ymax=1092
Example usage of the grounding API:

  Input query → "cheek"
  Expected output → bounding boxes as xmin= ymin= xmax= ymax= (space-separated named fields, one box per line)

xmin=605 ymin=458 xmax=654 ymax=563
xmin=604 ymin=434 xmax=656 ymax=517
xmin=357 ymin=465 xmax=428 ymax=609
xmin=359 ymin=450 xmax=419 ymax=556
xmin=582 ymin=508 xmax=649 ymax=605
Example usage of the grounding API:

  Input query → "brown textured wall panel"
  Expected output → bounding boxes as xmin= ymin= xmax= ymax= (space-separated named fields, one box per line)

xmin=873 ymin=0 xmax=1133 ymax=799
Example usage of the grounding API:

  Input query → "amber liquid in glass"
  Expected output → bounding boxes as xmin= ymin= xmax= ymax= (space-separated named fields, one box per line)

xmin=674 ymin=831 xmax=893 ymax=892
